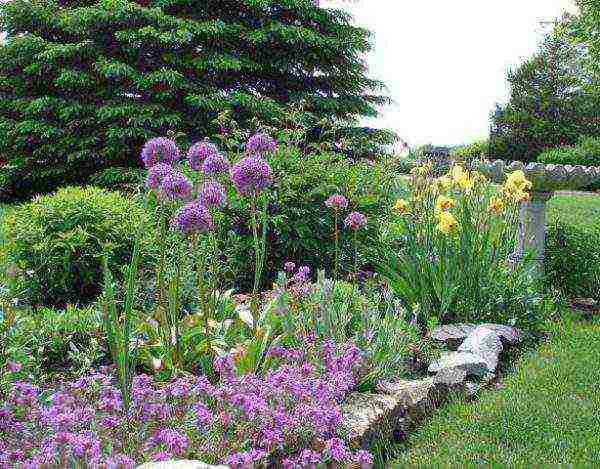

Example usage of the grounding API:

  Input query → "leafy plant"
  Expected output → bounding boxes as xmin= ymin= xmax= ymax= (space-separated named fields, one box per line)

xmin=1 ymin=304 xmax=106 ymax=392
xmin=379 ymin=164 xmax=539 ymax=327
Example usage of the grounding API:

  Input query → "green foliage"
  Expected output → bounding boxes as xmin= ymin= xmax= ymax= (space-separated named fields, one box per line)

xmin=489 ymin=27 xmax=600 ymax=162
xmin=0 ymin=0 xmax=389 ymax=200
xmin=546 ymin=195 xmax=600 ymax=301
xmin=263 ymin=271 xmax=441 ymax=389
xmin=2 ymin=186 xmax=147 ymax=307
xmin=537 ymin=136 xmax=600 ymax=191
xmin=393 ymin=316 xmax=600 ymax=467
xmin=89 ymin=167 xmax=146 ymax=193
xmin=221 ymin=147 xmax=397 ymax=290
xmin=1 ymin=304 xmax=106 ymax=390
xmin=451 ymin=140 xmax=489 ymax=166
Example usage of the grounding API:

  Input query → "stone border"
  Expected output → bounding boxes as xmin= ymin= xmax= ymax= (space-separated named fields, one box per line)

xmin=340 ymin=323 xmax=522 ymax=449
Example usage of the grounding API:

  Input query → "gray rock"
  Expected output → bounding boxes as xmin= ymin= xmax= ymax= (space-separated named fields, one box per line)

xmin=433 ymin=367 xmax=468 ymax=388
xmin=430 ymin=324 xmax=476 ymax=348
xmin=458 ymin=326 xmax=503 ymax=372
xmin=428 ymin=351 xmax=489 ymax=377
xmin=342 ymin=378 xmax=441 ymax=449
xmin=431 ymin=323 xmax=522 ymax=348
xmin=481 ymin=323 xmax=522 ymax=345
xmin=137 ymin=461 xmax=229 ymax=469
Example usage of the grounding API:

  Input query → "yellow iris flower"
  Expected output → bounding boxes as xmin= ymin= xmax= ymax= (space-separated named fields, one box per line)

xmin=489 ymin=196 xmax=505 ymax=214
xmin=435 ymin=195 xmax=456 ymax=212
xmin=393 ymin=198 xmax=409 ymax=214
xmin=436 ymin=211 xmax=459 ymax=234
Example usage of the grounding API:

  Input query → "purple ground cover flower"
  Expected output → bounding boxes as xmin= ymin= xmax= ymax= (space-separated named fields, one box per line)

xmin=230 ymin=156 xmax=273 ymax=196
xmin=187 ymin=139 xmax=220 ymax=170
xmin=325 ymin=194 xmax=348 ymax=211
xmin=145 ymin=163 xmax=173 ymax=190
xmin=198 ymin=181 xmax=227 ymax=209
xmin=141 ymin=137 xmax=180 ymax=169
xmin=201 ymin=153 xmax=229 ymax=177
xmin=246 ymin=132 xmax=277 ymax=156
xmin=0 ymin=343 xmax=371 ymax=468
xmin=159 ymin=172 xmax=193 ymax=202
xmin=171 ymin=201 xmax=213 ymax=234
xmin=344 ymin=211 xmax=367 ymax=230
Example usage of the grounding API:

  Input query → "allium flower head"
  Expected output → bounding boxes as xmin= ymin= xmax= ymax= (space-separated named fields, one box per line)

xmin=325 ymin=194 xmax=348 ymax=211
xmin=246 ymin=132 xmax=277 ymax=156
xmin=202 ymin=152 xmax=229 ymax=177
xmin=230 ymin=156 xmax=273 ymax=196
xmin=198 ymin=181 xmax=227 ymax=208
xmin=141 ymin=137 xmax=180 ymax=169
xmin=171 ymin=201 xmax=213 ymax=234
xmin=145 ymin=163 xmax=173 ymax=190
xmin=284 ymin=261 xmax=296 ymax=273
xmin=344 ymin=211 xmax=367 ymax=231
xmin=159 ymin=172 xmax=193 ymax=201
xmin=187 ymin=139 xmax=220 ymax=170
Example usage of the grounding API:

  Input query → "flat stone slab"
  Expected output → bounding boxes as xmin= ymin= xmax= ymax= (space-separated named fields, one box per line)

xmin=458 ymin=326 xmax=503 ymax=372
xmin=430 ymin=324 xmax=476 ymax=348
xmin=138 ymin=462 xmax=228 ymax=469
xmin=428 ymin=351 xmax=489 ymax=377
xmin=431 ymin=323 xmax=522 ymax=347
xmin=342 ymin=378 xmax=441 ymax=449
xmin=433 ymin=367 xmax=468 ymax=388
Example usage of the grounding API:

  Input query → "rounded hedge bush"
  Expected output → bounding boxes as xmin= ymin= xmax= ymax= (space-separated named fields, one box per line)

xmin=537 ymin=137 xmax=600 ymax=191
xmin=2 ymin=186 xmax=146 ymax=307
xmin=546 ymin=195 xmax=600 ymax=301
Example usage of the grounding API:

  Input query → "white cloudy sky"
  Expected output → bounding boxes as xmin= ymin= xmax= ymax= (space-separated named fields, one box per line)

xmin=323 ymin=0 xmax=578 ymax=147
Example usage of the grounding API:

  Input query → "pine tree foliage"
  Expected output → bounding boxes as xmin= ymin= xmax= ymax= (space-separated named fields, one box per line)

xmin=0 ymin=0 xmax=390 ymax=199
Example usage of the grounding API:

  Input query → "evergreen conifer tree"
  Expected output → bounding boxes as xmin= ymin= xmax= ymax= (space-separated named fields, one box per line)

xmin=0 ymin=0 xmax=390 ymax=199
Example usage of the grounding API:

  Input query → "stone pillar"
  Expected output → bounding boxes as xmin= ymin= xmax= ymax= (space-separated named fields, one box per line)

xmin=508 ymin=191 xmax=553 ymax=276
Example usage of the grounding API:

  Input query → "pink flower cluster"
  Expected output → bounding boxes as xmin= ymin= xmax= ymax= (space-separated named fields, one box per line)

xmin=0 ymin=342 xmax=372 ymax=468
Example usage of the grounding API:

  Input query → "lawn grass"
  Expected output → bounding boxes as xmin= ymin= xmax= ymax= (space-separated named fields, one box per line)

xmin=391 ymin=315 xmax=600 ymax=467
xmin=548 ymin=192 xmax=600 ymax=228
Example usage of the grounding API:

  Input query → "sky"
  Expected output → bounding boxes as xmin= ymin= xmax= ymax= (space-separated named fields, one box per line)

xmin=323 ymin=0 xmax=579 ymax=148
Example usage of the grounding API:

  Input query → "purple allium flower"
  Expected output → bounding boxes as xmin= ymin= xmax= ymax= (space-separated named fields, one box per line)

xmin=292 ymin=265 xmax=311 ymax=283
xmin=283 ymin=261 xmax=296 ymax=273
xmin=7 ymin=361 xmax=22 ymax=373
xmin=141 ymin=137 xmax=180 ymax=169
xmin=145 ymin=163 xmax=173 ymax=190
xmin=344 ymin=211 xmax=367 ymax=231
xmin=325 ymin=194 xmax=348 ymax=211
xmin=171 ymin=201 xmax=213 ymax=234
xmin=246 ymin=132 xmax=277 ymax=156
xmin=201 ymin=153 xmax=229 ymax=177
xmin=230 ymin=156 xmax=273 ymax=196
xmin=198 ymin=181 xmax=227 ymax=208
xmin=187 ymin=139 xmax=219 ymax=170
xmin=159 ymin=172 xmax=193 ymax=202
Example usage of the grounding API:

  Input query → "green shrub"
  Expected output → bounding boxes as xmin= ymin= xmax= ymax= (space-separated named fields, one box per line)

xmin=537 ymin=136 xmax=600 ymax=191
xmin=1 ymin=305 xmax=106 ymax=389
xmin=2 ymin=186 xmax=147 ymax=307
xmin=217 ymin=147 xmax=397 ymax=290
xmin=546 ymin=195 xmax=600 ymax=301
xmin=451 ymin=140 xmax=489 ymax=166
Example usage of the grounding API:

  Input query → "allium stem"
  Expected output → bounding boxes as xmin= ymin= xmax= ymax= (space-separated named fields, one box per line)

xmin=193 ymin=234 xmax=211 ymax=352
xmin=249 ymin=195 xmax=268 ymax=323
xmin=353 ymin=229 xmax=358 ymax=282
xmin=333 ymin=210 xmax=340 ymax=281
xmin=156 ymin=207 xmax=170 ymax=355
